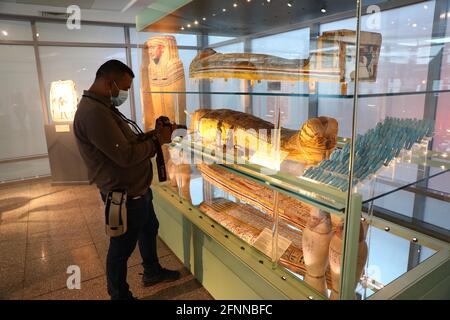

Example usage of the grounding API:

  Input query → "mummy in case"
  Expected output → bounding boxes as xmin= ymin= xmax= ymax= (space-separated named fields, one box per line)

xmin=191 ymin=108 xmax=339 ymax=165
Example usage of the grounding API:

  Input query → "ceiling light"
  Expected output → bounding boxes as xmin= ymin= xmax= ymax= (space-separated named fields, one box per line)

xmin=233 ymin=3 xmax=238 ymax=7
xmin=424 ymin=5 xmax=428 ymax=9
xmin=121 ymin=0 xmax=138 ymax=13
xmin=202 ymin=17 xmax=206 ymax=21
xmin=187 ymin=24 xmax=191 ymax=28
xmin=36 ymin=33 xmax=39 ymax=37
xmin=2 ymin=30 xmax=8 ymax=36
xmin=222 ymin=8 xmax=227 ymax=12
xmin=247 ymin=0 xmax=251 ymax=2
xmin=267 ymin=0 xmax=271 ymax=3
xmin=412 ymin=23 xmax=417 ymax=27
xmin=287 ymin=2 xmax=292 ymax=7
xmin=321 ymin=8 xmax=327 ymax=13
xmin=181 ymin=26 xmax=185 ymax=30
xmin=194 ymin=20 xmax=199 ymax=25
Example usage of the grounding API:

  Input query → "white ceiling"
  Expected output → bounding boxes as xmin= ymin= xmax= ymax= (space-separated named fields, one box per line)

xmin=0 ymin=0 xmax=156 ymax=23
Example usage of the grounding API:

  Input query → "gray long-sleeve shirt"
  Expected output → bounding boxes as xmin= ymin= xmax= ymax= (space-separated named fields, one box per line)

xmin=74 ymin=90 xmax=155 ymax=197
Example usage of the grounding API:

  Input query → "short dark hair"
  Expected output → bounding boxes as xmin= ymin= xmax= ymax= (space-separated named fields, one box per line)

xmin=95 ymin=59 xmax=134 ymax=80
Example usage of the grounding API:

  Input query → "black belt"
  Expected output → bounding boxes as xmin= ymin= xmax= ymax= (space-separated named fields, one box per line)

xmin=128 ymin=194 xmax=144 ymax=200
xmin=100 ymin=189 xmax=147 ymax=203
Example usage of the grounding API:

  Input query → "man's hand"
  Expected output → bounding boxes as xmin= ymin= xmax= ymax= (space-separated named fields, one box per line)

xmin=155 ymin=116 xmax=173 ymax=145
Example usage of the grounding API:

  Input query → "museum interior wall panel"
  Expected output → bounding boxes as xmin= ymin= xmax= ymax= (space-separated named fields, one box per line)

xmin=0 ymin=45 xmax=47 ymax=159
xmin=0 ymin=159 xmax=50 ymax=182
xmin=0 ymin=19 xmax=33 ymax=41
xmin=0 ymin=37 xmax=51 ymax=181
xmin=35 ymin=22 xmax=126 ymax=43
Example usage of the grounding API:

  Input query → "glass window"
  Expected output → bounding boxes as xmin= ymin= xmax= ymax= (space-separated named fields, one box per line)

xmin=364 ymin=227 xmax=410 ymax=287
xmin=0 ymin=45 xmax=47 ymax=160
xmin=320 ymin=18 xmax=355 ymax=33
xmin=251 ymin=28 xmax=310 ymax=59
xmin=374 ymin=190 xmax=415 ymax=218
xmin=36 ymin=22 xmax=125 ymax=43
xmin=39 ymin=46 xmax=132 ymax=119
xmin=0 ymin=44 xmax=50 ymax=181
xmin=212 ymin=41 xmax=244 ymax=53
xmin=423 ymin=197 xmax=450 ymax=230
xmin=130 ymin=28 xmax=197 ymax=46
xmin=318 ymin=2 xmax=436 ymax=135
xmin=209 ymin=42 xmax=245 ymax=109
xmin=0 ymin=19 xmax=33 ymax=41
xmin=424 ymin=170 xmax=450 ymax=230
xmin=208 ymin=35 xmax=235 ymax=46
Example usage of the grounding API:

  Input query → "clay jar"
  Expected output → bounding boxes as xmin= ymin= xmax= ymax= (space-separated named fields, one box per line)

xmin=302 ymin=208 xmax=333 ymax=296
xmin=328 ymin=222 xmax=368 ymax=300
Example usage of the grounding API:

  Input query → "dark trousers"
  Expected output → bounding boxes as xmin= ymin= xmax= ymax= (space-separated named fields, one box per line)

xmin=102 ymin=188 xmax=160 ymax=300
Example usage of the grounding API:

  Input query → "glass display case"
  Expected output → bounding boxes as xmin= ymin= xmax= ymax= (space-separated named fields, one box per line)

xmin=136 ymin=0 xmax=450 ymax=299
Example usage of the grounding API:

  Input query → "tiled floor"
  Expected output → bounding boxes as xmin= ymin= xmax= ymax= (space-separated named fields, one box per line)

xmin=0 ymin=179 xmax=213 ymax=300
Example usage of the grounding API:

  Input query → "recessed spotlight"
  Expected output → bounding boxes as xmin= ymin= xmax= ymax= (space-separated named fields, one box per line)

xmin=247 ymin=0 xmax=251 ymax=2
xmin=233 ymin=3 xmax=238 ymax=7
xmin=202 ymin=17 xmax=206 ymax=21
xmin=36 ymin=33 xmax=39 ymax=37
xmin=181 ymin=26 xmax=185 ymax=30
xmin=187 ymin=24 xmax=191 ymax=28
xmin=424 ymin=4 xmax=428 ymax=9
xmin=2 ymin=30 xmax=8 ymax=36
xmin=222 ymin=8 xmax=227 ymax=12
xmin=212 ymin=13 xmax=216 ymax=16
xmin=267 ymin=0 xmax=271 ymax=2
xmin=412 ymin=23 xmax=417 ymax=27
xmin=321 ymin=8 xmax=327 ymax=13
xmin=287 ymin=2 xmax=292 ymax=7
xmin=194 ymin=20 xmax=199 ymax=25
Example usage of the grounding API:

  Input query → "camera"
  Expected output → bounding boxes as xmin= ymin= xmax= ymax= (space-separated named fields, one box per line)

xmin=152 ymin=116 xmax=187 ymax=182
xmin=155 ymin=115 xmax=187 ymax=134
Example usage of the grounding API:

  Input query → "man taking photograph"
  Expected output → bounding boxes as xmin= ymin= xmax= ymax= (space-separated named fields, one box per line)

xmin=74 ymin=59 xmax=180 ymax=300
